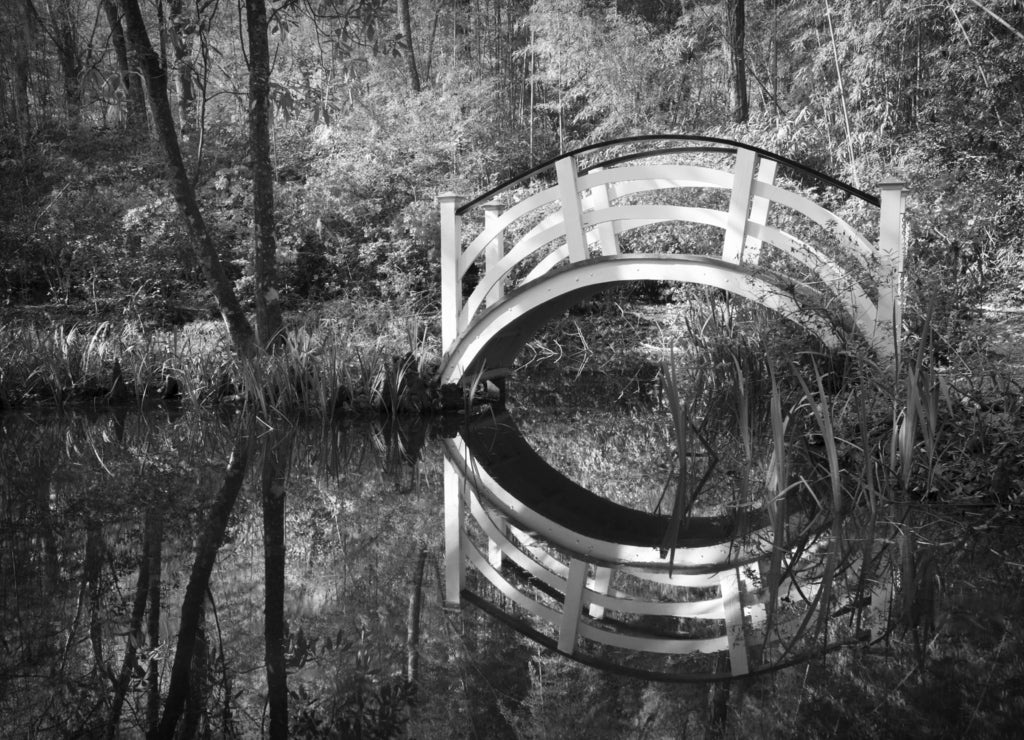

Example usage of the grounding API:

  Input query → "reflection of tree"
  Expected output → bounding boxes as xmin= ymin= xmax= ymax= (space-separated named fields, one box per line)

xmin=158 ymin=432 xmax=251 ymax=737
xmin=261 ymin=427 xmax=294 ymax=739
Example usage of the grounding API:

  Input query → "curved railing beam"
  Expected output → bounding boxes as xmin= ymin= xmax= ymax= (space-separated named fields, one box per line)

xmin=456 ymin=134 xmax=880 ymax=215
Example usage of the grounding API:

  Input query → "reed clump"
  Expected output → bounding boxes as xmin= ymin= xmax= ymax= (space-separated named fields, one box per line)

xmin=0 ymin=308 xmax=443 ymax=416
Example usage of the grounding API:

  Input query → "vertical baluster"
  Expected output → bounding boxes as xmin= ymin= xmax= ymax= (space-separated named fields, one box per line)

xmin=877 ymin=177 xmax=909 ymax=355
xmin=443 ymin=457 xmax=465 ymax=608
xmin=483 ymin=202 xmax=505 ymax=306
xmin=722 ymin=148 xmax=758 ymax=264
xmin=720 ymin=568 xmax=750 ymax=675
xmin=439 ymin=193 xmax=462 ymax=352
xmin=744 ymin=158 xmax=778 ymax=265
xmin=558 ymin=558 xmax=590 ymax=653
xmin=555 ymin=157 xmax=589 ymax=263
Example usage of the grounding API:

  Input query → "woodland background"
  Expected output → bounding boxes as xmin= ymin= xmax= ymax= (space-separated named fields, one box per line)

xmin=1 ymin=0 xmax=1023 ymax=336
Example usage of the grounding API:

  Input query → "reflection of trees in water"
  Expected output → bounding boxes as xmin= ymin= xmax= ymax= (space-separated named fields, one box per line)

xmin=0 ymin=410 xmax=455 ymax=737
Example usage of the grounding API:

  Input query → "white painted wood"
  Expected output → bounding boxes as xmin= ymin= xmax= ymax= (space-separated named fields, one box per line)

xmin=459 ymin=188 xmax=559 ymax=272
xmin=439 ymin=193 xmax=462 ymax=354
xmin=720 ymin=569 xmax=750 ymax=675
xmin=483 ymin=203 xmax=505 ymax=306
xmin=443 ymin=457 xmax=465 ymax=607
xmin=744 ymin=158 xmax=778 ymax=265
xmin=558 ymin=558 xmax=590 ymax=653
xmin=443 ymin=255 xmax=844 ymax=385
xmin=577 ymin=623 xmax=729 ymax=655
xmin=465 ymin=538 xmax=561 ymax=624
xmin=578 ymin=164 xmax=733 ymax=192
xmin=722 ymin=148 xmax=758 ymax=263
xmin=556 ymin=157 xmax=590 ymax=263
xmin=877 ymin=178 xmax=908 ymax=353
xmin=585 ymin=182 xmax=620 ymax=256
xmin=487 ymin=510 xmax=509 ymax=571
xmin=588 ymin=566 xmax=613 ymax=618
xmin=751 ymin=181 xmax=876 ymax=266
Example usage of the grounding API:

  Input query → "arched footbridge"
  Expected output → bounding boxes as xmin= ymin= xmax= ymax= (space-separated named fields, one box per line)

xmin=438 ymin=136 xmax=908 ymax=681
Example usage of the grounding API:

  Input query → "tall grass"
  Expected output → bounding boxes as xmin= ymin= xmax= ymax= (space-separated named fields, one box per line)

xmin=0 ymin=309 xmax=440 ymax=416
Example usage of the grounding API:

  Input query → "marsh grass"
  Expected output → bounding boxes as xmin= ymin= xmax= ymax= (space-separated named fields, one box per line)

xmin=0 ymin=304 xmax=441 ymax=415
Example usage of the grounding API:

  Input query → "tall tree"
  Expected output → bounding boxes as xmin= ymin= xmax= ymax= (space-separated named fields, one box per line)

xmin=100 ymin=0 xmax=146 ymax=129
xmin=397 ymin=0 xmax=421 ymax=92
xmin=245 ymin=0 xmax=284 ymax=348
xmin=724 ymin=0 xmax=748 ymax=123
xmin=42 ymin=0 xmax=85 ymax=119
xmin=116 ymin=0 xmax=257 ymax=357
xmin=167 ymin=0 xmax=196 ymax=136
xmin=10 ymin=0 xmax=38 ymax=146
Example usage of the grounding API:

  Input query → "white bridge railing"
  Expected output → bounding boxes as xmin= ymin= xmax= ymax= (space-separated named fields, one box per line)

xmin=440 ymin=137 xmax=907 ymax=376
xmin=438 ymin=137 xmax=903 ymax=679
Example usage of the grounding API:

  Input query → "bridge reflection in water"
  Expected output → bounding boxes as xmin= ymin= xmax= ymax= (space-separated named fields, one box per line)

xmin=438 ymin=136 xmax=908 ymax=680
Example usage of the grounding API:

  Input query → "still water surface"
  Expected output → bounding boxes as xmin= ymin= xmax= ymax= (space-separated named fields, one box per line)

xmin=2 ymin=396 xmax=711 ymax=738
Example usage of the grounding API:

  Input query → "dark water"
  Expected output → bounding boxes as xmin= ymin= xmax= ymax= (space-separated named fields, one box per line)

xmin=0 ymin=355 xmax=881 ymax=739
xmin=1 ymin=399 xmax=727 ymax=739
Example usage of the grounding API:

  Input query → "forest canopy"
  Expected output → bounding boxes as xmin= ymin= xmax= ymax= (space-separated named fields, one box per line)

xmin=1 ymin=0 xmax=1022 ymax=323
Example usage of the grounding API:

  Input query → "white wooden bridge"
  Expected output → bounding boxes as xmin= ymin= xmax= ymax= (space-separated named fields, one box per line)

xmin=438 ymin=136 xmax=906 ymax=680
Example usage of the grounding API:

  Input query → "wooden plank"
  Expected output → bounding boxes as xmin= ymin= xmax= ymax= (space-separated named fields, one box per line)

xmin=586 ymin=181 xmax=620 ymax=256
xmin=720 ymin=569 xmax=750 ymax=675
xmin=439 ymin=193 xmax=462 ymax=351
xmin=483 ymin=203 xmax=505 ymax=306
xmin=588 ymin=566 xmax=613 ymax=618
xmin=555 ymin=157 xmax=590 ymax=263
xmin=744 ymin=158 xmax=777 ymax=265
xmin=558 ymin=558 xmax=590 ymax=653
xmin=443 ymin=457 xmax=464 ymax=607
xmin=722 ymin=148 xmax=758 ymax=264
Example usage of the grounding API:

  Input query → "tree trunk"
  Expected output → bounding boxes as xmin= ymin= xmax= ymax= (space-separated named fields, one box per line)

xmin=49 ymin=13 xmax=84 ymax=120
xmin=261 ymin=429 xmax=293 ymax=739
xmin=101 ymin=0 xmax=146 ymax=129
xmin=156 ymin=435 xmax=251 ymax=738
xmin=168 ymin=0 xmax=196 ymax=137
xmin=106 ymin=527 xmax=151 ymax=739
xmin=12 ymin=0 xmax=36 ymax=148
xmin=397 ymin=0 xmax=421 ymax=92
xmin=117 ymin=0 xmax=257 ymax=358
xmin=245 ymin=0 xmax=284 ymax=348
xmin=724 ymin=0 xmax=748 ymax=123
xmin=145 ymin=507 xmax=164 ymax=739
xmin=405 ymin=544 xmax=429 ymax=686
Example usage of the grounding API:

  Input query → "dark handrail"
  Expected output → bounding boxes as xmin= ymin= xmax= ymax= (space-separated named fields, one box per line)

xmin=455 ymin=134 xmax=880 ymax=215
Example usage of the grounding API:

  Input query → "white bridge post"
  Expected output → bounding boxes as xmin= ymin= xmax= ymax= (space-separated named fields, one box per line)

xmin=443 ymin=457 xmax=465 ymax=608
xmin=877 ymin=177 xmax=909 ymax=355
xmin=439 ymin=192 xmax=463 ymax=355
xmin=483 ymin=202 xmax=505 ymax=306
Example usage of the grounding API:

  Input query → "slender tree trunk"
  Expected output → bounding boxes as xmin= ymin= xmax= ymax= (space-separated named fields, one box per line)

xmin=405 ymin=544 xmax=429 ymax=686
xmin=85 ymin=521 xmax=106 ymax=677
xmin=12 ymin=0 xmax=36 ymax=148
xmin=168 ymin=0 xmax=196 ymax=137
xmin=145 ymin=508 xmax=164 ymax=739
xmin=245 ymin=0 xmax=283 ymax=348
xmin=156 ymin=434 xmax=250 ymax=739
xmin=106 ymin=528 xmax=151 ymax=739
xmin=50 ymin=19 xmax=84 ymax=120
xmin=181 ymin=595 xmax=209 ymax=738
xmin=261 ymin=429 xmax=292 ymax=739
xmin=397 ymin=0 xmax=421 ymax=92
xmin=117 ymin=0 xmax=257 ymax=357
xmin=724 ymin=0 xmax=748 ymax=123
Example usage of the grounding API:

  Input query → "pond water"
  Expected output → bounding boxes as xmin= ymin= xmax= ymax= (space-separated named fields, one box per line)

xmin=0 ymin=348 xmax=883 ymax=738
